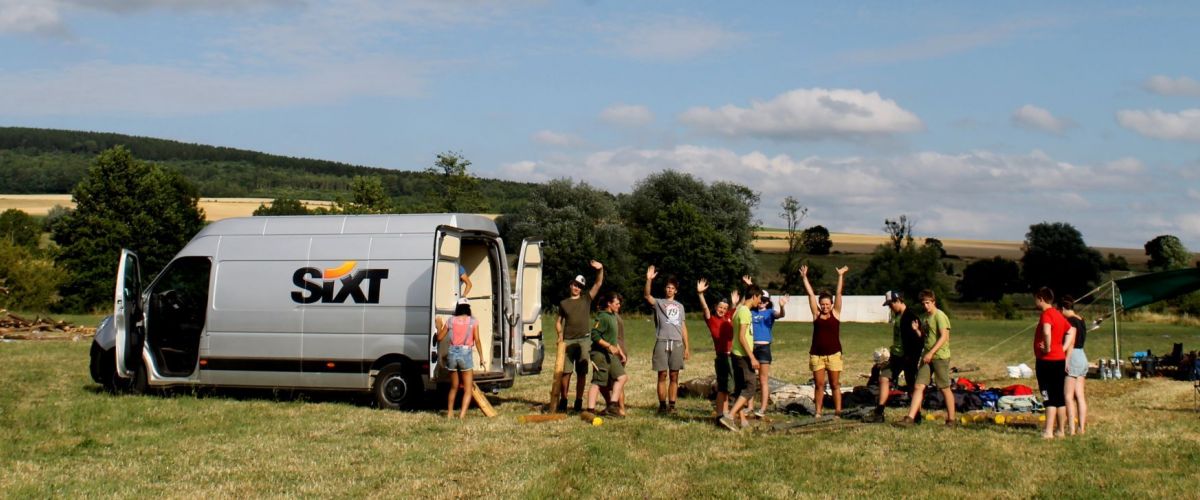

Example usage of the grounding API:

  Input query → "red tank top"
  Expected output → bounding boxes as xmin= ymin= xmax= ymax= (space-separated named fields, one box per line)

xmin=450 ymin=316 xmax=476 ymax=347
xmin=810 ymin=313 xmax=842 ymax=356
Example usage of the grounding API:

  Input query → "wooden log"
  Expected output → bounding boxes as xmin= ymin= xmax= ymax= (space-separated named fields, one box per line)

xmin=548 ymin=337 xmax=567 ymax=413
xmin=579 ymin=411 xmax=603 ymax=426
xmin=517 ymin=414 xmax=568 ymax=424
xmin=471 ymin=383 xmax=497 ymax=418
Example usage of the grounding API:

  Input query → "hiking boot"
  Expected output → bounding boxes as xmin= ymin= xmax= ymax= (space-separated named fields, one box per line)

xmin=718 ymin=415 xmax=739 ymax=431
xmin=894 ymin=416 xmax=916 ymax=428
xmin=555 ymin=399 xmax=568 ymax=413
xmin=573 ymin=399 xmax=583 ymax=412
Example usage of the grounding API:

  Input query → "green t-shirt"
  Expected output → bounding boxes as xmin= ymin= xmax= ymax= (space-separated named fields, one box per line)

xmin=731 ymin=305 xmax=753 ymax=357
xmin=590 ymin=311 xmax=619 ymax=352
xmin=921 ymin=309 xmax=952 ymax=360
xmin=560 ymin=295 xmax=593 ymax=340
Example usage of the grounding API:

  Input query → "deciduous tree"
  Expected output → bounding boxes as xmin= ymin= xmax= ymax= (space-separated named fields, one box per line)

xmin=1020 ymin=222 xmax=1102 ymax=297
xmin=50 ymin=146 xmax=205 ymax=312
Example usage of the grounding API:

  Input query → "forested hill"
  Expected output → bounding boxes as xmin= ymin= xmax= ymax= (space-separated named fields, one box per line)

xmin=0 ymin=127 xmax=537 ymax=212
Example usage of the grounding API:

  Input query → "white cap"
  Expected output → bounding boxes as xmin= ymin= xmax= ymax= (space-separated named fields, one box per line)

xmin=573 ymin=275 xmax=586 ymax=287
xmin=761 ymin=290 xmax=770 ymax=299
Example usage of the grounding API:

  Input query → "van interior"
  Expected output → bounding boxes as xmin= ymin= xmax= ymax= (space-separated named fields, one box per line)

xmin=145 ymin=256 xmax=211 ymax=377
xmin=435 ymin=236 xmax=505 ymax=379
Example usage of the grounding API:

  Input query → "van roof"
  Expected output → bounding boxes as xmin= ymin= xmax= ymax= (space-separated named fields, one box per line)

xmin=194 ymin=214 xmax=499 ymax=237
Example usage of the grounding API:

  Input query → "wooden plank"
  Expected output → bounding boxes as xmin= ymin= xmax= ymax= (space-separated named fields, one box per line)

xmin=472 ymin=383 xmax=497 ymax=418
xmin=548 ymin=338 xmax=567 ymax=413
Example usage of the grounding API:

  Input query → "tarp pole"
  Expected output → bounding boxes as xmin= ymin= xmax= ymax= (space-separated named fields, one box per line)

xmin=1111 ymin=280 xmax=1120 ymax=361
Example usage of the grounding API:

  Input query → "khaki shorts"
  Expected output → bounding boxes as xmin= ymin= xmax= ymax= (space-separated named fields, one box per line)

xmin=916 ymin=358 xmax=951 ymax=388
xmin=590 ymin=350 xmax=625 ymax=387
xmin=809 ymin=352 xmax=844 ymax=372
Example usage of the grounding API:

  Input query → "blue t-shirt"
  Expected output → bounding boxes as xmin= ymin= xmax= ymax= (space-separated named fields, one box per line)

xmin=751 ymin=308 xmax=777 ymax=343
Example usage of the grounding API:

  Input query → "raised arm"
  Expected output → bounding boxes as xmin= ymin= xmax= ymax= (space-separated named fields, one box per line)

xmin=833 ymin=266 xmax=848 ymax=318
xmin=774 ymin=295 xmax=788 ymax=319
xmin=588 ymin=260 xmax=604 ymax=299
xmin=730 ymin=289 xmax=741 ymax=311
xmin=697 ymin=279 xmax=712 ymax=319
xmin=800 ymin=265 xmax=819 ymax=316
xmin=644 ymin=265 xmax=658 ymax=306
xmin=459 ymin=271 xmax=473 ymax=298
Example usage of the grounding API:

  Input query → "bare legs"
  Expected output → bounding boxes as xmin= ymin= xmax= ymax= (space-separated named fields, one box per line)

xmin=447 ymin=370 xmax=475 ymax=418
xmin=1065 ymin=376 xmax=1078 ymax=436
xmin=813 ymin=369 xmax=842 ymax=416
xmin=757 ymin=363 xmax=771 ymax=414
xmin=1073 ymin=377 xmax=1088 ymax=434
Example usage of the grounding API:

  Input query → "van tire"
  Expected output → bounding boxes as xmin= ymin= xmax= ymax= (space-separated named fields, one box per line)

xmin=374 ymin=363 xmax=422 ymax=410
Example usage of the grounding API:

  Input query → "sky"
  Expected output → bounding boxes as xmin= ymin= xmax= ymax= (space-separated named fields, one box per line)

xmin=1 ymin=0 xmax=1198 ymax=250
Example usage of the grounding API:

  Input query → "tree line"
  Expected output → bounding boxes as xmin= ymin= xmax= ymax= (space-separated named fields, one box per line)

xmin=0 ymin=127 xmax=538 ymax=213
xmin=2 ymin=143 xmax=1197 ymax=315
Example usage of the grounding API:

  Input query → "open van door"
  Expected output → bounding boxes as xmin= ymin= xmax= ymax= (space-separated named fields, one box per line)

xmin=514 ymin=238 xmax=544 ymax=375
xmin=430 ymin=228 xmax=463 ymax=378
xmin=113 ymin=249 xmax=144 ymax=380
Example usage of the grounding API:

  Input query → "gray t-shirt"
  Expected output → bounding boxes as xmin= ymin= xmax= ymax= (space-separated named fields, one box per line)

xmin=653 ymin=298 xmax=685 ymax=341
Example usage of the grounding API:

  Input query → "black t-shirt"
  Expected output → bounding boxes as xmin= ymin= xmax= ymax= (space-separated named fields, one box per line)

xmin=1068 ymin=316 xmax=1086 ymax=349
xmin=900 ymin=309 xmax=923 ymax=356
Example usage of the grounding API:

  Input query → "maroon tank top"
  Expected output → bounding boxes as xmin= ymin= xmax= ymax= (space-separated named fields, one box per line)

xmin=810 ymin=313 xmax=842 ymax=356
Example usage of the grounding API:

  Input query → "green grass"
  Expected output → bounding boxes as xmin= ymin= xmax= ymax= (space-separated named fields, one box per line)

xmin=2 ymin=317 xmax=1199 ymax=497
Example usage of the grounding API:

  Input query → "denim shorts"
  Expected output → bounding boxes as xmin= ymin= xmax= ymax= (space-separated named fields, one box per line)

xmin=753 ymin=343 xmax=772 ymax=364
xmin=445 ymin=345 xmax=474 ymax=371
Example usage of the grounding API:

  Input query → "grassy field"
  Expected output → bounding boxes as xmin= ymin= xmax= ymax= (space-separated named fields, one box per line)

xmin=2 ymin=316 xmax=1199 ymax=498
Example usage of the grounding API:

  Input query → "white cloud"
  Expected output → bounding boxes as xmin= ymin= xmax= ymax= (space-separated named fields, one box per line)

xmin=1011 ymin=104 xmax=1073 ymax=134
xmin=839 ymin=18 xmax=1059 ymax=66
xmin=0 ymin=58 xmax=424 ymax=116
xmin=603 ymin=17 xmax=741 ymax=61
xmin=0 ymin=0 xmax=67 ymax=36
xmin=599 ymin=104 xmax=654 ymax=127
xmin=531 ymin=130 xmax=585 ymax=148
xmin=680 ymin=88 xmax=923 ymax=141
xmin=497 ymin=146 xmax=1165 ymax=245
xmin=1117 ymin=109 xmax=1200 ymax=142
xmin=1143 ymin=75 xmax=1200 ymax=97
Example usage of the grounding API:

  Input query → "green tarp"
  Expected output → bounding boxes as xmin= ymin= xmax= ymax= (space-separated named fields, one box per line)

xmin=1115 ymin=268 xmax=1200 ymax=310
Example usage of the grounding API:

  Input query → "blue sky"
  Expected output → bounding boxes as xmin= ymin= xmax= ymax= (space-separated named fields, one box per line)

xmin=2 ymin=1 xmax=1199 ymax=249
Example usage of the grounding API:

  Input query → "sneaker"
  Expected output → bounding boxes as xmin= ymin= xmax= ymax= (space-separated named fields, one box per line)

xmin=573 ymin=399 xmax=583 ymax=412
xmin=894 ymin=416 xmax=916 ymax=428
xmin=863 ymin=412 xmax=885 ymax=424
xmin=718 ymin=415 xmax=739 ymax=431
xmin=753 ymin=410 xmax=765 ymax=418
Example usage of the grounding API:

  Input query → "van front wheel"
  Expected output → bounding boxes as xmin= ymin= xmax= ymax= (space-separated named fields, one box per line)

xmin=374 ymin=363 xmax=422 ymax=410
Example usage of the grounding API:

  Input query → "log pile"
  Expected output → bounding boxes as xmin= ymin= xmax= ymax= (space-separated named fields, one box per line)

xmin=0 ymin=310 xmax=96 ymax=340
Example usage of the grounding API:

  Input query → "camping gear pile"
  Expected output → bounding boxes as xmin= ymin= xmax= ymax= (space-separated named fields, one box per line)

xmin=0 ymin=310 xmax=95 ymax=340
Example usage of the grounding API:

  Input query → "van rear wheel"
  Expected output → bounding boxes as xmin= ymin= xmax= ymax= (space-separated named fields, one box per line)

xmin=374 ymin=363 xmax=422 ymax=410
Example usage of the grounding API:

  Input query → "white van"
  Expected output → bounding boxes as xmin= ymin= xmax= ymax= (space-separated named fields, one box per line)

xmin=88 ymin=214 xmax=545 ymax=409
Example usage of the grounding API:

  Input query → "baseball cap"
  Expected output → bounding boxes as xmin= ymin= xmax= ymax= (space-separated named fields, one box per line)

xmin=572 ymin=275 xmax=586 ymax=288
xmin=762 ymin=290 xmax=770 ymax=299
xmin=882 ymin=290 xmax=902 ymax=306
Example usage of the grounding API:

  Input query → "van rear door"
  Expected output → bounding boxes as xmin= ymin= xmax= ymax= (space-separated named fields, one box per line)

xmin=113 ymin=249 xmax=144 ymax=379
xmin=430 ymin=227 xmax=463 ymax=378
xmin=514 ymin=238 xmax=544 ymax=375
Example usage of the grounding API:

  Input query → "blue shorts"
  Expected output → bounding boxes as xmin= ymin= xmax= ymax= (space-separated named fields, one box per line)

xmin=445 ymin=345 xmax=474 ymax=371
xmin=753 ymin=343 xmax=773 ymax=364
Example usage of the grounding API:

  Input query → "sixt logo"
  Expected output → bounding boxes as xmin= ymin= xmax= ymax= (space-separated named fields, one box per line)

xmin=291 ymin=261 xmax=389 ymax=304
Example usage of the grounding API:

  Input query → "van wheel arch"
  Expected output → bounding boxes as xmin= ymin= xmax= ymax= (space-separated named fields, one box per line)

xmin=373 ymin=361 xmax=424 ymax=410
